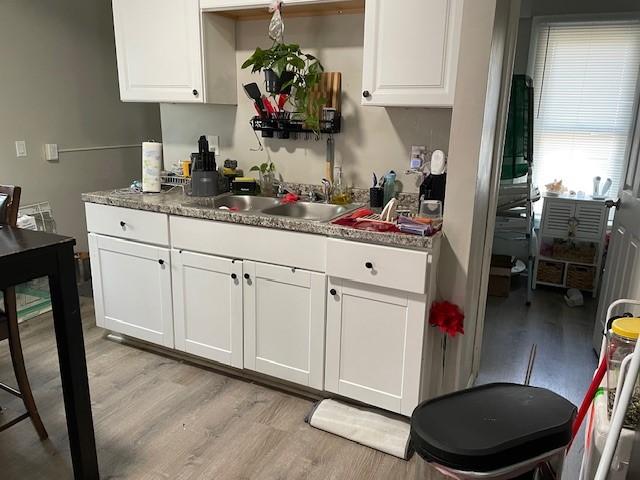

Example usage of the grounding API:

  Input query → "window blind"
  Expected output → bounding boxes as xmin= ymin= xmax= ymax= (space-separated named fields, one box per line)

xmin=531 ymin=20 xmax=640 ymax=204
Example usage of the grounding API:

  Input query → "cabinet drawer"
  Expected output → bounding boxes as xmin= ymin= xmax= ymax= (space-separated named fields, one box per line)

xmin=170 ymin=216 xmax=326 ymax=272
xmin=326 ymin=239 xmax=430 ymax=295
xmin=85 ymin=203 xmax=169 ymax=246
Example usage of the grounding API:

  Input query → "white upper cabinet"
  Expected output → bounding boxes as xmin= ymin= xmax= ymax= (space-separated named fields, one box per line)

xmin=112 ymin=0 xmax=203 ymax=103
xmin=361 ymin=0 xmax=463 ymax=107
xmin=112 ymin=0 xmax=237 ymax=104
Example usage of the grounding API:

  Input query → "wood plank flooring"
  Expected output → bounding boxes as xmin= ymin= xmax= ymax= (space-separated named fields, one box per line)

xmin=1 ymin=280 xmax=597 ymax=479
xmin=0 ymin=295 xmax=418 ymax=480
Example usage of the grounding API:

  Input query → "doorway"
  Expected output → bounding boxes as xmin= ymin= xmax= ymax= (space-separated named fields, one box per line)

xmin=476 ymin=2 xmax=640 ymax=476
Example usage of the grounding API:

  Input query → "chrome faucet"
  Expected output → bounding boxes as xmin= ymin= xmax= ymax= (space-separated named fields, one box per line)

xmin=321 ymin=178 xmax=332 ymax=204
xmin=277 ymin=183 xmax=290 ymax=198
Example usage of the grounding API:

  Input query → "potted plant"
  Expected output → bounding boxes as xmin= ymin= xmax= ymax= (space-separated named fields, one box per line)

xmin=242 ymin=42 xmax=325 ymax=131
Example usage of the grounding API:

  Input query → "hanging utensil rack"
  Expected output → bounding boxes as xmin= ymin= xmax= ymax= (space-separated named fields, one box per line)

xmin=250 ymin=114 xmax=341 ymax=138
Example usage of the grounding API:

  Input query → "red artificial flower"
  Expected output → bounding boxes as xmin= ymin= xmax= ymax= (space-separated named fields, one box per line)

xmin=429 ymin=301 xmax=464 ymax=337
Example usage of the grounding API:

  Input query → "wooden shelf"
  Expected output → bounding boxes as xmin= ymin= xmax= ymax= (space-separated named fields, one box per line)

xmin=202 ymin=0 xmax=364 ymax=20
xmin=538 ymin=255 xmax=596 ymax=268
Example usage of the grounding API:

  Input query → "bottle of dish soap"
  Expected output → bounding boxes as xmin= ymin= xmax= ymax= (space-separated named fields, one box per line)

xmin=330 ymin=166 xmax=352 ymax=205
xmin=383 ymin=171 xmax=396 ymax=206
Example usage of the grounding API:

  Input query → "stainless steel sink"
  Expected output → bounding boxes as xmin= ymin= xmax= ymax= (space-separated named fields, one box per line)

xmin=183 ymin=194 xmax=280 ymax=212
xmin=261 ymin=202 xmax=359 ymax=222
xmin=183 ymin=194 xmax=359 ymax=222
xmin=214 ymin=195 xmax=280 ymax=211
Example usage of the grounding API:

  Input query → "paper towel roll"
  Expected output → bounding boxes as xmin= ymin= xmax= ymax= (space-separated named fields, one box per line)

xmin=142 ymin=142 xmax=162 ymax=193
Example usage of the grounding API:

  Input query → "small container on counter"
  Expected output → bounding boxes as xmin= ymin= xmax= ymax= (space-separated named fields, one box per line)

xmin=181 ymin=159 xmax=192 ymax=178
xmin=231 ymin=177 xmax=259 ymax=195
xmin=419 ymin=200 xmax=443 ymax=221
xmin=369 ymin=187 xmax=384 ymax=209
xmin=607 ymin=316 xmax=640 ymax=429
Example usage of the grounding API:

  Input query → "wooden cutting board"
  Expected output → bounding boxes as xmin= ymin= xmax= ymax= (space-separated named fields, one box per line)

xmin=309 ymin=72 xmax=342 ymax=112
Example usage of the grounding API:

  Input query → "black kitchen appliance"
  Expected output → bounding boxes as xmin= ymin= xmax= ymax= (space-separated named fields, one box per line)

xmin=419 ymin=172 xmax=446 ymax=207
xmin=190 ymin=135 xmax=218 ymax=197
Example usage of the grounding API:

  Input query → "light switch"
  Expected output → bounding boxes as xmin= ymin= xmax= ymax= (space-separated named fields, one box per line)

xmin=207 ymin=135 xmax=220 ymax=156
xmin=15 ymin=140 xmax=27 ymax=157
xmin=44 ymin=143 xmax=59 ymax=161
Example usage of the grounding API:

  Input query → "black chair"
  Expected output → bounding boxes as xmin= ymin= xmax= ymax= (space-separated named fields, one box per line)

xmin=0 ymin=185 xmax=48 ymax=439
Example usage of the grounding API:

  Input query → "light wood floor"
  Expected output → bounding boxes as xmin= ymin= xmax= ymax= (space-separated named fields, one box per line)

xmin=0 ymin=295 xmax=419 ymax=480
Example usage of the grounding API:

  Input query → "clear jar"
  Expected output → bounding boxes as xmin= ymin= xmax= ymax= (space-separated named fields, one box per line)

xmin=259 ymin=170 xmax=276 ymax=197
xmin=607 ymin=317 xmax=640 ymax=429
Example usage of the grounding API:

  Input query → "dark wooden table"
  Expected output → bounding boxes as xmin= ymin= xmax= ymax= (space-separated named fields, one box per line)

xmin=0 ymin=226 xmax=99 ymax=479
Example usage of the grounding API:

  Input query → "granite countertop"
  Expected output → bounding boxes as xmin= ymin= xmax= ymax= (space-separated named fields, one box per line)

xmin=81 ymin=188 xmax=439 ymax=250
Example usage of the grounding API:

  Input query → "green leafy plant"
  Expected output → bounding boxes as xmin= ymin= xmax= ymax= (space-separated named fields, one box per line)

xmin=242 ymin=42 xmax=325 ymax=132
xmin=249 ymin=162 xmax=276 ymax=174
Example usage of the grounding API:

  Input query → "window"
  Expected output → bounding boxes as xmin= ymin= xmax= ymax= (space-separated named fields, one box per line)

xmin=530 ymin=19 xmax=640 ymax=205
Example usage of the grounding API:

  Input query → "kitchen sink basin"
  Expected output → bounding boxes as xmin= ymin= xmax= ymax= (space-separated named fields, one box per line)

xmin=183 ymin=194 xmax=360 ymax=222
xmin=213 ymin=195 xmax=281 ymax=211
xmin=261 ymin=202 xmax=359 ymax=222
xmin=183 ymin=194 xmax=280 ymax=212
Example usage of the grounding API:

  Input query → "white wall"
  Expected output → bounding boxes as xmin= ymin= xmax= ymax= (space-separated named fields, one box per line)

xmin=438 ymin=0 xmax=517 ymax=391
xmin=160 ymin=13 xmax=452 ymax=193
xmin=0 ymin=0 xmax=161 ymax=250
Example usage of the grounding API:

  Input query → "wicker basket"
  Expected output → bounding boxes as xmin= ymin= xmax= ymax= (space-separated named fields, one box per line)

xmin=566 ymin=264 xmax=595 ymax=290
xmin=552 ymin=241 xmax=596 ymax=264
xmin=537 ymin=260 xmax=564 ymax=285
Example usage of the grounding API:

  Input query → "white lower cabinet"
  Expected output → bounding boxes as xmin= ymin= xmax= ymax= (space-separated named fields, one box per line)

xmin=87 ymin=206 xmax=440 ymax=414
xmin=171 ymin=250 xmax=243 ymax=368
xmin=88 ymin=233 xmax=174 ymax=348
xmin=242 ymin=261 xmax=326 ymax=389
xmin=324 ymin=277 xmax=427 ymax=416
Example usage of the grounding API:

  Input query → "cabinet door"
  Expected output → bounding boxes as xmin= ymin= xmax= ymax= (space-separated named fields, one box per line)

xmin=361 ymin=0 xmax=463 ymax=107
xmin=88 ymin=233 xmax=174 ymax=347
xmin=540 ymin=199 xmax=574 ymax=239
xmin=112 ymin=0 xmax=203 ymax=102
xmin=574 ymin=203 xmax=608 ymax=241
xmin=243 ymin=261 xmax=326 ymax=389
xmin=325 ymin=278 xmax=427 ymax=416
xmin=171 ymin=250 xmax=243 ymax=368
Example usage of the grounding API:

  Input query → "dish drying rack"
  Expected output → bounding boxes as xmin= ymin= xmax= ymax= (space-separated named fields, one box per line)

xmin=355 ymin=213 xmax=394 ymax=225
xmin=160 ymin=174 xmax=190 ymax=187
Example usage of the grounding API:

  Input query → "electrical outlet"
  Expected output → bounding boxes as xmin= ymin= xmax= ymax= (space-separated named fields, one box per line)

xmin=207 ymin=135 xmax=220 ymax=156
xmin=15 ymin=140 xmax=27 ymax=157
xmin=44 ymin=143 xmax=59 ymax=161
